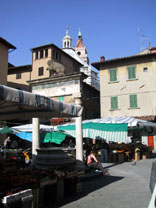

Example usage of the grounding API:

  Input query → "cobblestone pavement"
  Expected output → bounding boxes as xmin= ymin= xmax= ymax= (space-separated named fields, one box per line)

xmin=54 ymin=158 xmax=155 ymax=208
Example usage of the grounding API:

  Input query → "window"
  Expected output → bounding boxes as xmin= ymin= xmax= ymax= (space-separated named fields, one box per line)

xmin=40 ymin=50 xmax=43 ymax=59
xmin=129 ymin=94 xmax=138 ymax=108
xmin=52 ymin=49 xmax=61 ymax=60
xmin=35 ymin=51 xmax=38 ymax=59
xmin=56 ymin=51 xmax=58 ymax=60
xmin=109 ymin=68 xmax=117 ymax=82
xmin=38 ymin=67 xmax=44 ymax=76
xmin=111 ymin=96 xmax=118 ymax=110
xmin=128 ymin=65 xmax=136 ymax=80
xmin=16 ymin=73 xmax=21 ymax=79
xmin=143 ymin=67 xmax=148 ymax=72
xmin=53 ymin=50 xmax=55 ymax=59
xmin=45 ymin=49 xmax=48 ymax=58
xmin=58 ymin=96 xmax=64 ymax=101
xmin=59 ymin=53 xmax=61 ymax=61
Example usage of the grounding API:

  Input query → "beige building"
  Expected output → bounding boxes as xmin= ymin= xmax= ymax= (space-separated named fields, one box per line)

xmin=0 ymin=37 xmax=16 ymax=85
xmin=29 ymin=72 xmax=100 ymax=120
xmin=8 ymin=64 xmax=32 ymax=91
xmin=7 ymin=43 xmax=81 ymax=91
xmin=31 ymin=43 xmax=81 ymax=81
xmin=6 ymin=30 xmax=100 ymax=120
xmin=92 ymin=50 xmax=156 ymax=121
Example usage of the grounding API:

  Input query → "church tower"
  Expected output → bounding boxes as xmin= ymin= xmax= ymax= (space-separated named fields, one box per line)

xmin=62 ymin=26 xmax=72 ymax=48
xmin=75 ymin=28 xmax=89 ymax=64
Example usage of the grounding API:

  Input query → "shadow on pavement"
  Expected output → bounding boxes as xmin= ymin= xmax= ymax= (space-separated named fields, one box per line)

xmin=54 ymin=174 xmax=124 ymax=208
xmin=150 ymin=152 xmax=156 ymax=159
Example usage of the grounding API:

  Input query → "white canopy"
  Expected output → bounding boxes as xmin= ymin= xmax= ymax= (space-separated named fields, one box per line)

xmin=12 ymin=124 xmax=54 ymax=132
xmin=0 ymin=85 xmax=83 ymax=120
xmin=82 ymin=116 xmax=156 ymax=130
xmin=57 ymin=116 xmax=156 ymax=143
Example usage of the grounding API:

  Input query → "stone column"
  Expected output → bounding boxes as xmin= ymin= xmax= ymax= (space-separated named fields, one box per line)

xmin=74 ymin=96 xmax=83 ymax=165
xmin=32 ymin=117 xmax=40 ymax=164
xmin=75 ymin=115 xmax=83 ymax=161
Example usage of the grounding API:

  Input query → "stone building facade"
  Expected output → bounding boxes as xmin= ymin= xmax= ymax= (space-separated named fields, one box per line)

xmin=92 ymin=51 xmax=156 ymax=121
xmin=0 ymin=37 xmax=16 ymax=86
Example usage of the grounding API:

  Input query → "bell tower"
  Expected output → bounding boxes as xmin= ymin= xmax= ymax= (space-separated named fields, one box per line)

xmin=75 ymin=28 xmax=89 ymax=64
xmin=62 ymin=26 xmax=72 ymax=48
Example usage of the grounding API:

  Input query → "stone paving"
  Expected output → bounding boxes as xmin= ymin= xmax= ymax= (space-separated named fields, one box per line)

xmin=54 ymin=158 xmax=155 ymax=208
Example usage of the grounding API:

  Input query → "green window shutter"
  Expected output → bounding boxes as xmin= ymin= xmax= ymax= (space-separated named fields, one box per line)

xmin=111 ymin=96 xmax=118 ymax=110
xmin=58 ymin=96 xmax=64 ymax=101
xmin=129 ymin=94 xmax=137 ymax=108
xmin=110 ymin=69 xmax=117 ymax=82
xmin=128 ymin=66 xmax=136 ymax=79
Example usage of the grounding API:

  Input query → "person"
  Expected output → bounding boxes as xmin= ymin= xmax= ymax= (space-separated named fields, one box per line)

xmin=3 ymin=135 xmax=11 ymax=149
xmin=101 ymin=139 xmax=109 ymax=163
xmin=87 ymin=149 xmax=109 ymax=175
xmin=10 ymin=138 xmax=19 ymax=149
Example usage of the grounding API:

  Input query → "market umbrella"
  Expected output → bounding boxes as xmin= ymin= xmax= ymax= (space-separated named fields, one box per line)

xmin=15 ymin=131 xmax=67 ymax=145
xmin=0 ymin=126 xmax=14 ymax=134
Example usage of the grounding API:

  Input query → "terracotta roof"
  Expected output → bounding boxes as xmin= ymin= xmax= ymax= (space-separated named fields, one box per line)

xmin=92 ymin=53 xmax=156 ymax=70
xmin=8 ymin=65 xmax=32 ymax=74
xmin=75 ymin=38 xmax=84 ymax=48
xmin=0 ymin=37 xmax=16 ymax=49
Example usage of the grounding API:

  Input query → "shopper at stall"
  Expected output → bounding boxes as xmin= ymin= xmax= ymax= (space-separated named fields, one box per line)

xmin=101 ymin=139 xmax=109 ymax=163
xmin=3 ymin=135 xmax=11 ymax=149
xmin=10 ymin=137 xmax=19 ymax=149
xmin=87 ymin=149 xmax=109 ymax=175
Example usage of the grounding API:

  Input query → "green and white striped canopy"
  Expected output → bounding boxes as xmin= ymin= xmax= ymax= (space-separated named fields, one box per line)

xmin=58 ymin=122 xmax=128 ymax=143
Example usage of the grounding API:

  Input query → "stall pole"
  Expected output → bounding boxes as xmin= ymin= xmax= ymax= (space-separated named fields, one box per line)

xmin=74 ymin=96 xmax=84 ymax=167
xmin=75 ymin=115 xmax=83 ymax=162
xmin=32 ymin=117 xmax=40 ymax=164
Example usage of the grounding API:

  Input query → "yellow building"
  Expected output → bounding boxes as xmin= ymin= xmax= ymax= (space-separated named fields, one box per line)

xmin=92 ymin=49 xmax=156 ymax=121
xmin=0 ymin=37 xmax=16 ymax=85
xmin=8 ymin=65 xmax=32 ymax=91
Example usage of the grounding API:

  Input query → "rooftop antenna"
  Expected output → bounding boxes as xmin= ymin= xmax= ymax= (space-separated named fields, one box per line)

xmin=138 ymin=27 xmax=149 ymax=51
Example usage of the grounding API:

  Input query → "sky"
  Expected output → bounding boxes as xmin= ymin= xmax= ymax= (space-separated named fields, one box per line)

xmin=1 ymin=0 xmax=156 ymax=72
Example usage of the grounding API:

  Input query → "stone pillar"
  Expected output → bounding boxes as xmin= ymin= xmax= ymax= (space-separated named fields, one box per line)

xmin=32 ymin=117 xmax=40 ymax=164
xmin=75 ymin=116 xmax=83 ymax=162
xmin=74 ymin=96 xmax=83 ymax=166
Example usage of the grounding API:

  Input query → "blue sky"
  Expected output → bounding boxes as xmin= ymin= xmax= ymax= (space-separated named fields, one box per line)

xmin=1 ymin=0 xmax=156 ymax=71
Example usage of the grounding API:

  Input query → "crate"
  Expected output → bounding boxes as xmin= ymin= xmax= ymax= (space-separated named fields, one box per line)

xmin=118 ymin=153 xmax=125 ymax=162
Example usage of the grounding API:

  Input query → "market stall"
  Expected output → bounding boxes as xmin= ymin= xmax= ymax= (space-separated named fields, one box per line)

xmin=0 ymin=84 xmax=84 ymax=207
xmin=57 ymin=116 xmax=155 ymax=163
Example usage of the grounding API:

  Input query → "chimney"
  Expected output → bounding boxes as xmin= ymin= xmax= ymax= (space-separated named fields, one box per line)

xmin=100 ymin=56 xmax=105 ymax=62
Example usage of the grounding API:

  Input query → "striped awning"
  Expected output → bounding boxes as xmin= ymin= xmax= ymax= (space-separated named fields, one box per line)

xmin=12 ymin=124 xmax=54 ymax=132
xmin=58 ymin=122 xmax=128 ymax=143
xmin=0 ymin=85 xmax=83 ymax=120
xmin=57 ymin=116 xmax=156 ymax=143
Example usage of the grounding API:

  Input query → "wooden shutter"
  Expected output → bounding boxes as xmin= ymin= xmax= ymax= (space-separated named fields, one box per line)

xmin=110 ymin=69 xmax=117 ymax=82
xmin=111 ymin=96 xmax=118 ymax=110
xmin=128 ymin=66 xmax=136 ymax=79
xmin=58 ymin=96 xmax=64 ymax=101
xmin=130 ymin=94 xmax=137 ymax=108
